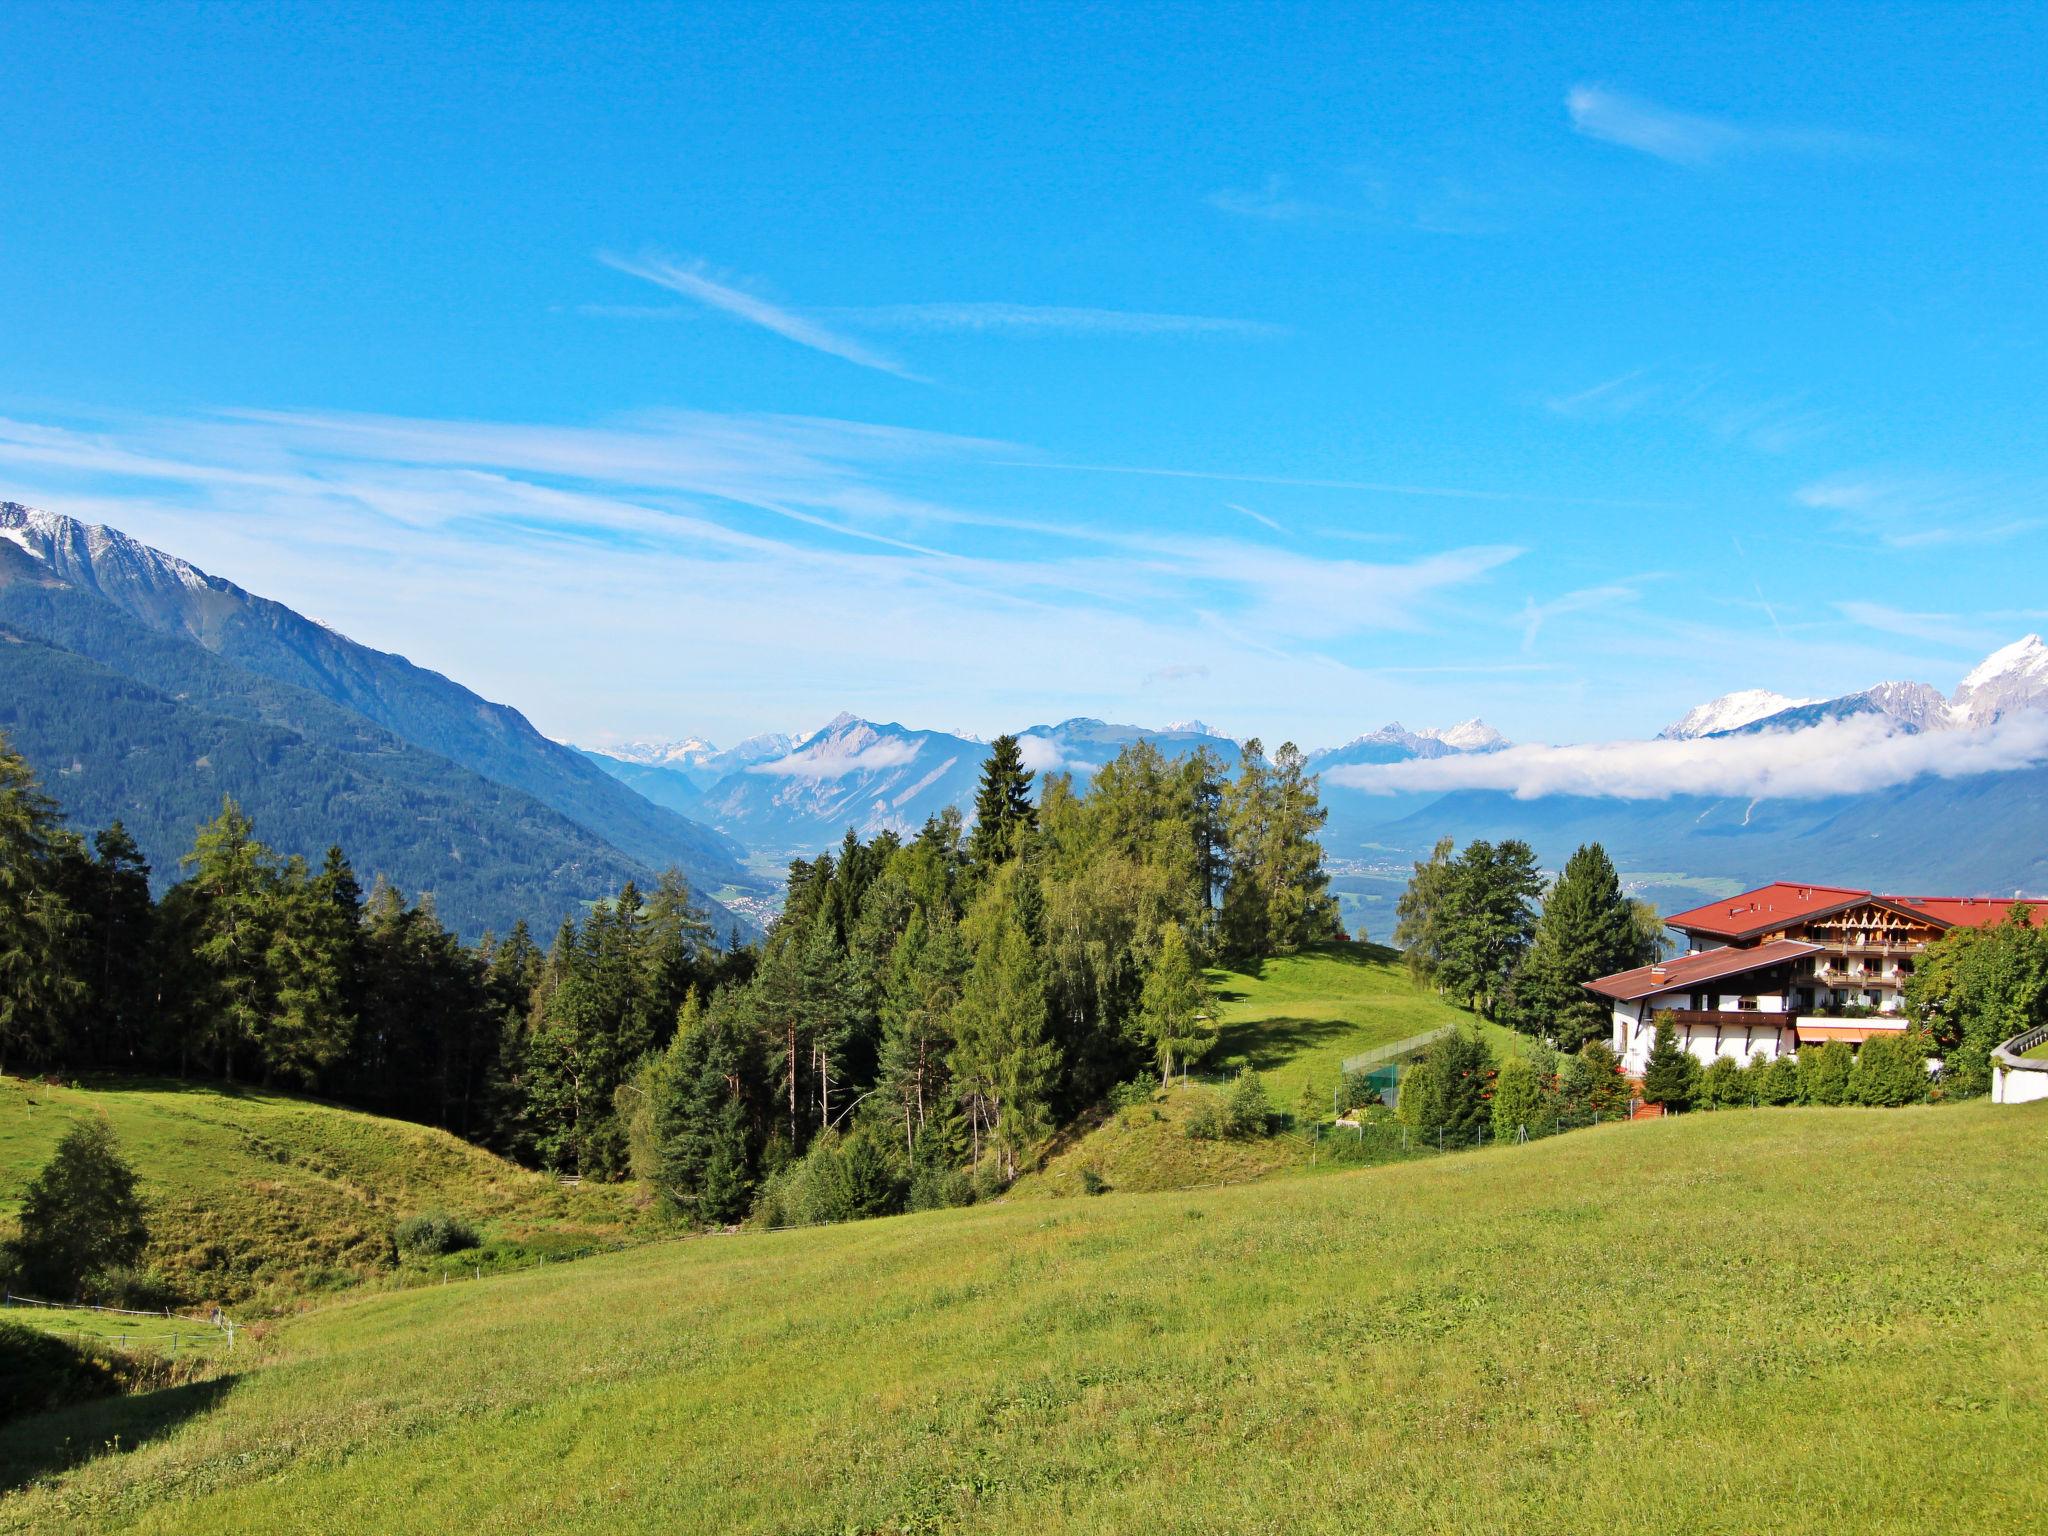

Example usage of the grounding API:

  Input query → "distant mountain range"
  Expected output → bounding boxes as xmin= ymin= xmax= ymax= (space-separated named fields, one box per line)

xmin=0 ymin=503 xmax=760 ymax=939
xmin=584 ymin=713 xmax=1520 ymax=857
xmin=1661 ymin=636 xmax=2048 ymax=739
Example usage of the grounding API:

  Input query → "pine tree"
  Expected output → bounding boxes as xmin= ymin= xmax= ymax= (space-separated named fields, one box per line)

xmin=1509 ymin=843 xmax=1655 ymax=1049
xmin=174 ymin=797 xmax=277 ymax=1083
xmin=1640 ymin=1016 xmax=1699 ymax=1110
xmin=1218 ymin=738 xmax=1274 ymax=961
xmin=1262 ymin=743 xmax=1340 ymax=950
xmin=0 ymin=736 xmax=80 ymax=1073
xmin=950 ymin=868 xmax=1057 ymax=1182
xmin=968 ymin=735 xmax=1037 ymax=867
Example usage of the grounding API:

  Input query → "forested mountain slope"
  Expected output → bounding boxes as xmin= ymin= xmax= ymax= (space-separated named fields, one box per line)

xmin=0 ymin=504 xmax=750 ymax=891
xmin=0 ymin=613 xmax=672 ymax=937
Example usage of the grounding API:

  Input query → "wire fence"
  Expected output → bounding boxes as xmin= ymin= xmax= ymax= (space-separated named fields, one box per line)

xmin=1338 ymin=1025 xmax=1457 ymax=1077
xmin=3 ymin=1290 xmax=236 ymax=1354
xmin=1308 ymin=1107 xmax=1641 ymax=1161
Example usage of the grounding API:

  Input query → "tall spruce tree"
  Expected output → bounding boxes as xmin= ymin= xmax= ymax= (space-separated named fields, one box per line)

xmin=1508 ymin=843 xmax=1655 ymax=1050
xmin=968 ymin=735 xmax=1037 ymax=867
xmin=1137 ymin=920 xmax=1211 ymax=1084
xmin=950 ymin=867 xmax=1057 ymax=1181
xmin=0 ymin=736 xmax=80 ymax=1073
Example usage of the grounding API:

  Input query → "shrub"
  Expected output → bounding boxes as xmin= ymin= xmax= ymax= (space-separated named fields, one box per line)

xmin=1184 ymin=1089 xmax=1228 ymax=1141
xmin=1222 ymin=1067 xmax=1273 ymax=1138
xmin=1490 ymin=1054 xmax=1540 ymax=1140
xmin=1699 ymin=1055 xmax=1749 ymax=1110
xmin=3 ymin=1119 xmax=148 ymax=1300
xmin=393 ymin=1211 xmax=481 ymax=1259
xmin=1080 ymin=1168 xmax=1109 ymax=1196
xmin=1109 ymin=1077 xmax=1156 ymax=1111
xmin=1799 ymin=1041 xmax=1855 ymax=1106
xmin=1851 ymin=1030 xmax=1932 ymax=1107
xmin=752 ymin=1127 xmax=907 ymax=1228
xmin=907 ymin=1165 xmax=972 ymax=1212
xmin=1754 ymin=1052 xmax=1800 ymax=1106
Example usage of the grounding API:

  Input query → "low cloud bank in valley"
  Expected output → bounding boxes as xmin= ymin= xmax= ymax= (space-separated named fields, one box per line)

xmin=1324 ymin=713 xmax=2048 ymax=801
xmin=747 ymin=737 xmax=925 ymax=780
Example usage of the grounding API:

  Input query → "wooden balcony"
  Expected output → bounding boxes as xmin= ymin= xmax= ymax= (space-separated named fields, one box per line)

xmin=1656 ymin=1009 xmax=1798 ymax=1030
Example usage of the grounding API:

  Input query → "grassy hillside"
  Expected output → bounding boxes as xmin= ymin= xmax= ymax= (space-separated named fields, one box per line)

xmin=1205 ymin=941 xmax=1490 ymax=1109
xmin=0 ymin=1078 xmax=639 ymax=1308
xmin=4 ymin=1101 xmax=2041 ymax=1532
xmin=1022 ymin=944 xmax=1502 ymax=1198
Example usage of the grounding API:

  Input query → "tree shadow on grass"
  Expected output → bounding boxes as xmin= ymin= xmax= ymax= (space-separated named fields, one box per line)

xmin=0 ymin=1374 xmax=239 ymax=1493
xmin=1209 ymin=1015 xmax=1360 ymax=1074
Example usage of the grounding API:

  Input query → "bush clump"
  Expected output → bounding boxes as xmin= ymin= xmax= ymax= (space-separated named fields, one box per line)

xmin=392 ymin=1211 xmax=481 ymax=1259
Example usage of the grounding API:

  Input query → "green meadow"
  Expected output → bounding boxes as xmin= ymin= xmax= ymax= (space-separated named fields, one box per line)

xmin=5 ymin=1100 xmax=2042 ymax=1534
xmin=0 ymin=1077 xmax=638 ymax=1308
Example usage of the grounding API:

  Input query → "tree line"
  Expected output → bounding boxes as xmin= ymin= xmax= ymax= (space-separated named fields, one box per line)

xmin=0 ymin=729 xmax=1342 ymax=1217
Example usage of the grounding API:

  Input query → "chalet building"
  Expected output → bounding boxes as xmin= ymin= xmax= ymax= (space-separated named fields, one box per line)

xmin=1585 ymin=882 xmax=2043 ymax=1074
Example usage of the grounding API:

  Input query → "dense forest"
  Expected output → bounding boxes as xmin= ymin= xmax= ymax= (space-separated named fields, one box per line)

xmin=0 ymin=729 xmax=1339 ymax=1223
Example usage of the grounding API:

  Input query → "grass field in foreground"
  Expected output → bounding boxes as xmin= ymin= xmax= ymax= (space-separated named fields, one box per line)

xmin=5 ymin=1100 xmax=2042 ymax=1534
xmin=0 ymin=1077 xmax=639 ymax=1309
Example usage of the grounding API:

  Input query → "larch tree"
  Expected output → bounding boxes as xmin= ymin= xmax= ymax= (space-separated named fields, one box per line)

xmin=1137 ymin=920 xmax=1211 ymax=1084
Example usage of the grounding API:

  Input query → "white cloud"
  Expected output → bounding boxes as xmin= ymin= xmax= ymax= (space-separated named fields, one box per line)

xmin=1225 ymin=502 xmax=1284 ymax=533
xmin=0 ymin=406 xmax=1526 ymax=747
xmin=600 ymin=253 xmax=920 ymax=379
xmin=1566 ymin=85 xmax=1880 ymax=168
xmin=746 ymin=737 xmax=925 ymax=779
xmin=1014 ymin=735 xmax=1067 ymax=774
xmin=821 ymin=302 xmax=1283 ymax=338
xmin=1796 ymin=473 xmax=2045 ymax=549
xmin=1326 ymin=712 xmax=2048 ymax=801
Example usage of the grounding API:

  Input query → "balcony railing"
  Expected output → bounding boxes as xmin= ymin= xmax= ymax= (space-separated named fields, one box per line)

xmin=1655 ymin=1009 xmax=1798 ymax=1030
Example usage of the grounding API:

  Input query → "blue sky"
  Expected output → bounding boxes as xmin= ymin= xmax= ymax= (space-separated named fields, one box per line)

xmin=3 ymin=2 xmax=2045 ymax=751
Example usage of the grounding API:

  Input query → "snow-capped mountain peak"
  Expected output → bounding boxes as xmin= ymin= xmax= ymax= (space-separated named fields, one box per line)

xmin=1951 ymin=634 xmax=2048 ymax=727
xmin=1659 ymin=689 xmax=1819 ymax=740
xmin=1419 ymin=718 xmax=1508 ymax=752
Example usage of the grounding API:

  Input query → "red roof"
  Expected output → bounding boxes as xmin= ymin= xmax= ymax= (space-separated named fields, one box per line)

xmin=1666 ymin=882 xmax=2048 ymax=939
xmin=1883 ymin=896 xmax=2048 ymax=930
xmin=1664 ymin=883 xmax=1869 ymax=940
xmin=1584 ymin=939 xmax=1821 ymax=1002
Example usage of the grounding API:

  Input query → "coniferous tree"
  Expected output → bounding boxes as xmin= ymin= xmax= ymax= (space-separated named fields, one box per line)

xmin=951 ymin=868 xmax=1057 ymax=1182
xmin=0 ymin=736 xmax=80 ymax=1073
xmin=1508 ymin=844 xmax=1656 ymax=1049
xmin=1435 ymin=839 xmax=1542 ymax=1019
xmin=170 ymin=797 xmax=275 ymax=1083
xmin=1640 ymin=1016 xmax=1699 ymax=1110
xmin=1137 ymin=920 xmax=1211 ymax=1084
xmin=967 ymin=735 xmax=1037 ymax=868
xmin=1394 ymin=837 xmax=1457 ymax=988
xmin=1218 ymin=738 xmax=1274 ymax=961
xmin=1262 ymin=743 xmax=1341 ymax=950
xmin=54 ymin=821 xmax=153 ymax=1070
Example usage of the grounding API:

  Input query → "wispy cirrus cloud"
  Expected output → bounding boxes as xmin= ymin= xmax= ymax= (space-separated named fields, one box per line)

xmin=1520 ymin=581 xmax=1652 ymax=651
xmin=1547 ymin=364 xmax=1830 ymax=454
xmin=599 ymin=252 xmax=920 ymax=379
xmin=0 ymin=406 xmax=1526 ymax=744
xmin=596 ymin=254 xmax=1281 ymax=368
xmin=1566 ymin=85 xmax=1883 ymax=167
xmin=1795 ymin=473 xmax=2045 ymax=549
xmin=1327 ymin=712 xmax=2048 ymax=801
xmin=819 ymin=302 xmax=1284 ymax=338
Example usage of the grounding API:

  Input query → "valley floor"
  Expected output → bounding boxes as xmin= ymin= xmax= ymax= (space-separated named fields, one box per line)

xmin=5 ymin=1100 xmax=2042 ymax=1534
